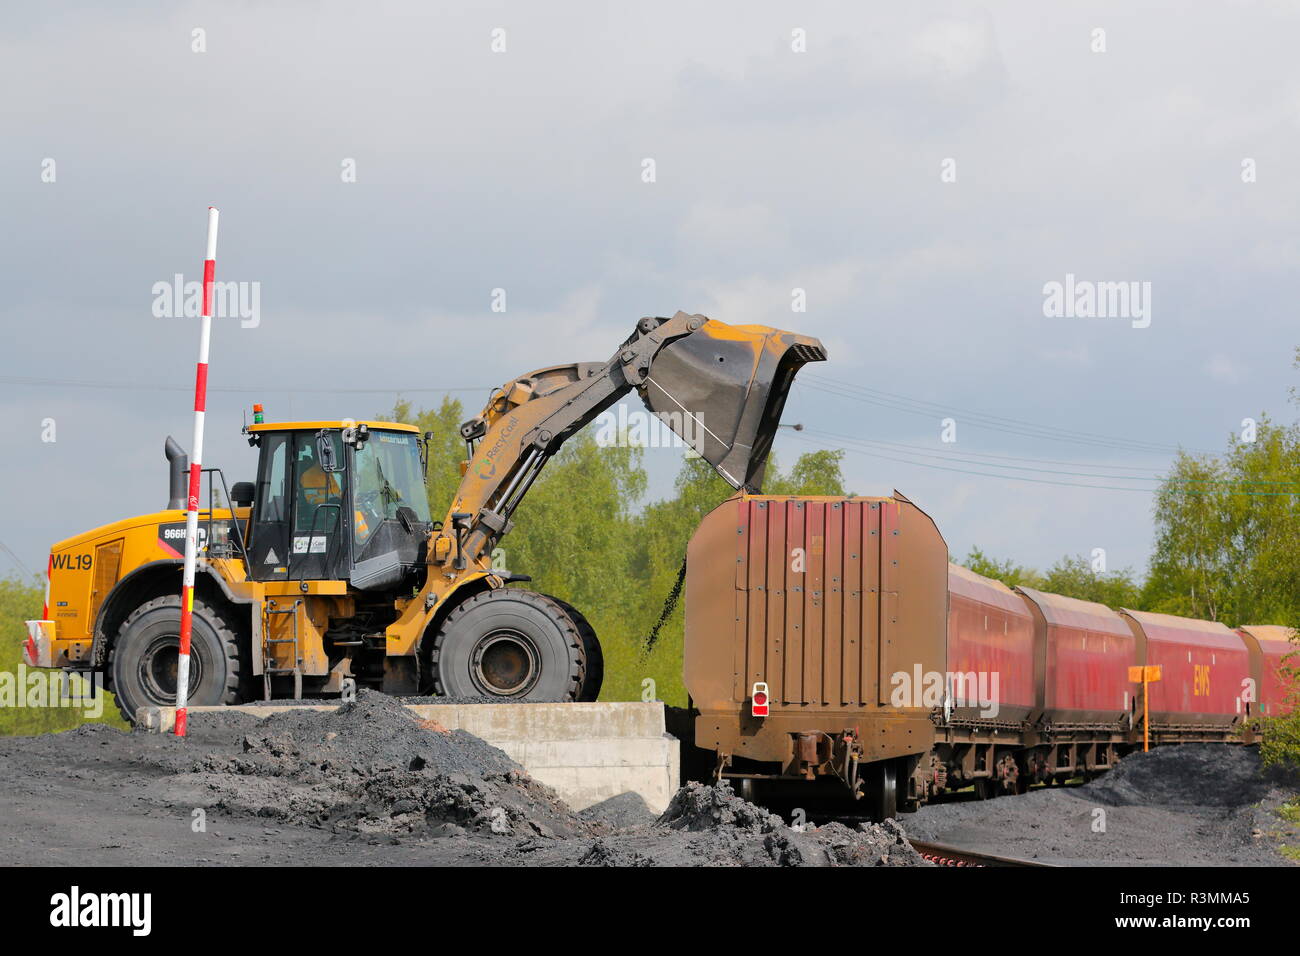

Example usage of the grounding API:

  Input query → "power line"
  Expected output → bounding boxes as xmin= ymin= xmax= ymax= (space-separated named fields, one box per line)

xmin=0 ymin=537 xmax=35 ymax=580
xmin=801 ymin=428 xmax=1300 ymax=487
xmin=804 ymin=430 xmax=1167 ymax=473
xmin=0 ymin=375 xmax=491 ymax=395
xmin=799 ymin=375 xmax=1221 ymax=457
xmin=793 ymin=433 xmax=1299 ymax=496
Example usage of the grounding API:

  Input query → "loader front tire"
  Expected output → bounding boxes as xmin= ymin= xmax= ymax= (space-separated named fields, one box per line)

xmin=545 ymin=595 xmax=603 ymax=701
xmin=108 ymin=594 xmax=245 ymax=723
xmin=429 ymin=589 xmax=598 ymax=702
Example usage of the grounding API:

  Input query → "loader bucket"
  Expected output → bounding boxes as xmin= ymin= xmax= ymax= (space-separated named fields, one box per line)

xmin=641 ymin=318 xmax=826 ymax=491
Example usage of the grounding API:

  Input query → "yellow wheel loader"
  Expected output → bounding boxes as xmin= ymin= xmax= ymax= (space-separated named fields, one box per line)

xmin=24 ymin=312 xmax=824 ymax=721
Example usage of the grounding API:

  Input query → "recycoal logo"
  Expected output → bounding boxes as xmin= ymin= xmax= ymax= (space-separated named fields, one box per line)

xmin=49 ymin=886 xmax=151 ymax=936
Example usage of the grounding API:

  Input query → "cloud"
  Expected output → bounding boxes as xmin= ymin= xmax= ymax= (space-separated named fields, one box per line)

xmin=1041 ymin=345 xmax=1092 ymax=367
xmin=2 ymin=1 xmax=1299 ymax=578
xmin=1206 ymin=353 xmax=1244 ymax=384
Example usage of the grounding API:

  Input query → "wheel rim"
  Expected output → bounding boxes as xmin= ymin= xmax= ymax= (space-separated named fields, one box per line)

xmin=470 ymin=629 xmax=540 ymax=696
xmin=137 ymin=633 xmax=202 ymax=705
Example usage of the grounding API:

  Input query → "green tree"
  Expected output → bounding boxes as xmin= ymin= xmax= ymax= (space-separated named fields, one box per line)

xmin=765 ymin=449 xmax=848 ymax=495
xmin=961 ymin=548 xmax=1043 ymax=589
xmin=1041 ymin=554 xmax=1143 ymax=608
xmin=959 ymin=549 xmax=1142 ymax=607
xmin=1144 ymin=417 xmax=1300 ymax=625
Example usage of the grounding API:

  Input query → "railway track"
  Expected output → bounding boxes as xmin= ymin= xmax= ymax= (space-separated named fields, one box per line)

xmin=803 ymin=807 xmax=1060 ymax=867
xmin=910 ymin=840 xmax=1059 ymax=868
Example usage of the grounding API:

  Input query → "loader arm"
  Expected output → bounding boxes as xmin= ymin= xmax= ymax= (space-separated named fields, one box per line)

xmin=421 ymin=311 xmax=825 ymax=604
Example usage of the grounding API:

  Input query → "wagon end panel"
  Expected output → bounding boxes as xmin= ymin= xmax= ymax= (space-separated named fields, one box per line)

xmin=684 ymin=492 xmax=947 ymax=777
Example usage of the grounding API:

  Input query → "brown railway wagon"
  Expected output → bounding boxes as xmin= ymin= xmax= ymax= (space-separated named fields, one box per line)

xmin=683 ymin=491 xmax=948 ymax=814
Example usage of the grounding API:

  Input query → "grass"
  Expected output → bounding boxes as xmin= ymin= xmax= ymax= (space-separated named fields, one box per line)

xmin=0 ymin=576 xmax=128 ymax=736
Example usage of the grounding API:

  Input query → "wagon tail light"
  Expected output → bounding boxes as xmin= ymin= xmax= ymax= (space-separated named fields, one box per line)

xmin=640 ymin=318 xmax=826 ymax=493
xmin=751 ymin=681 xmax=770 ymax=718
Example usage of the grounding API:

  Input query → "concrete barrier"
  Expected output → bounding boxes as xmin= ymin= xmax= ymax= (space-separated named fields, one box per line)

xmin=137 ymin=700 xmax=680 ymax=814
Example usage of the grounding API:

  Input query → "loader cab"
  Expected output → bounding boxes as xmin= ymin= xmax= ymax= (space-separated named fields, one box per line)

xmin=243 ymin=420 xmax=432 ymax=590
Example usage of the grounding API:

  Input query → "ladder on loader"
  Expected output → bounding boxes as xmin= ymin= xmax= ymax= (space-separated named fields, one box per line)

xmin=263 ymin=598 xmax=304 ymax=700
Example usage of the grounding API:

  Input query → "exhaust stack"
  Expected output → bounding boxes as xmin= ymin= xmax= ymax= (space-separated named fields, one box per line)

xmin=165 ymin=436 xmax=188 ymax=510
xmin=639 ymin=316 xmax=826 ymax=491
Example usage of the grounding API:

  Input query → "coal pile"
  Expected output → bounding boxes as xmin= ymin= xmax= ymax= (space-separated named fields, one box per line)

xmin=1081 ymin=744 xmax=1274 ymax=808
xmin=165 ymin=716 xmax=931 ymax=864
xmin=0 ymin=692 xmax=932 ymax=866
xmin=585 ymin=782 xmax=931 ymax=867
xmin=657 ymin=781 xmax=785 ymax=832
xmin=579 ymin=791 xmax=657 ymax=831
xmin=905 ymin=743 xmax=1298 ymax=866
xmin=758 ymin=818 xmax=925 ymax=867
xmin=578 ymin=838 xmax=656 ymax=867
xmin=177 ymin=690 xmax=590 ymax=840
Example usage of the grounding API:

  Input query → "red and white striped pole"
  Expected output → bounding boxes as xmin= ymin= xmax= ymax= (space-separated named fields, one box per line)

xmin=175 ymin=206 xmax=219 ymax=737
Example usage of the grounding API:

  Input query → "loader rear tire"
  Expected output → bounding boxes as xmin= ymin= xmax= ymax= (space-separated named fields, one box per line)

xmin=108 ymin=594 xmax=245 ymax=724
xmin=428 ymin=589 xmax=596 ymax=702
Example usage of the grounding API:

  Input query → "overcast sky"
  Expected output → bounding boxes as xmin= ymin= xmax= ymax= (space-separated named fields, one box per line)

xmin=3 ymin=1 xmax=1299 ymax=581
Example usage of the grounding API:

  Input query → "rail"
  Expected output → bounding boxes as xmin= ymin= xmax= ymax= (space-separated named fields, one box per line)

xmin=910 ymin=839 xmax=1058 ymax=868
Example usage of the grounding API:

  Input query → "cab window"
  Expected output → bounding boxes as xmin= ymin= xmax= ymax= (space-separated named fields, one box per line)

xmin=293 ymin=433 xmax=343 ymax=533
xmin=255 ymin=433 xmax=288 ymax=525
xmin=352 ymin=431 xmax=431 ymax=546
